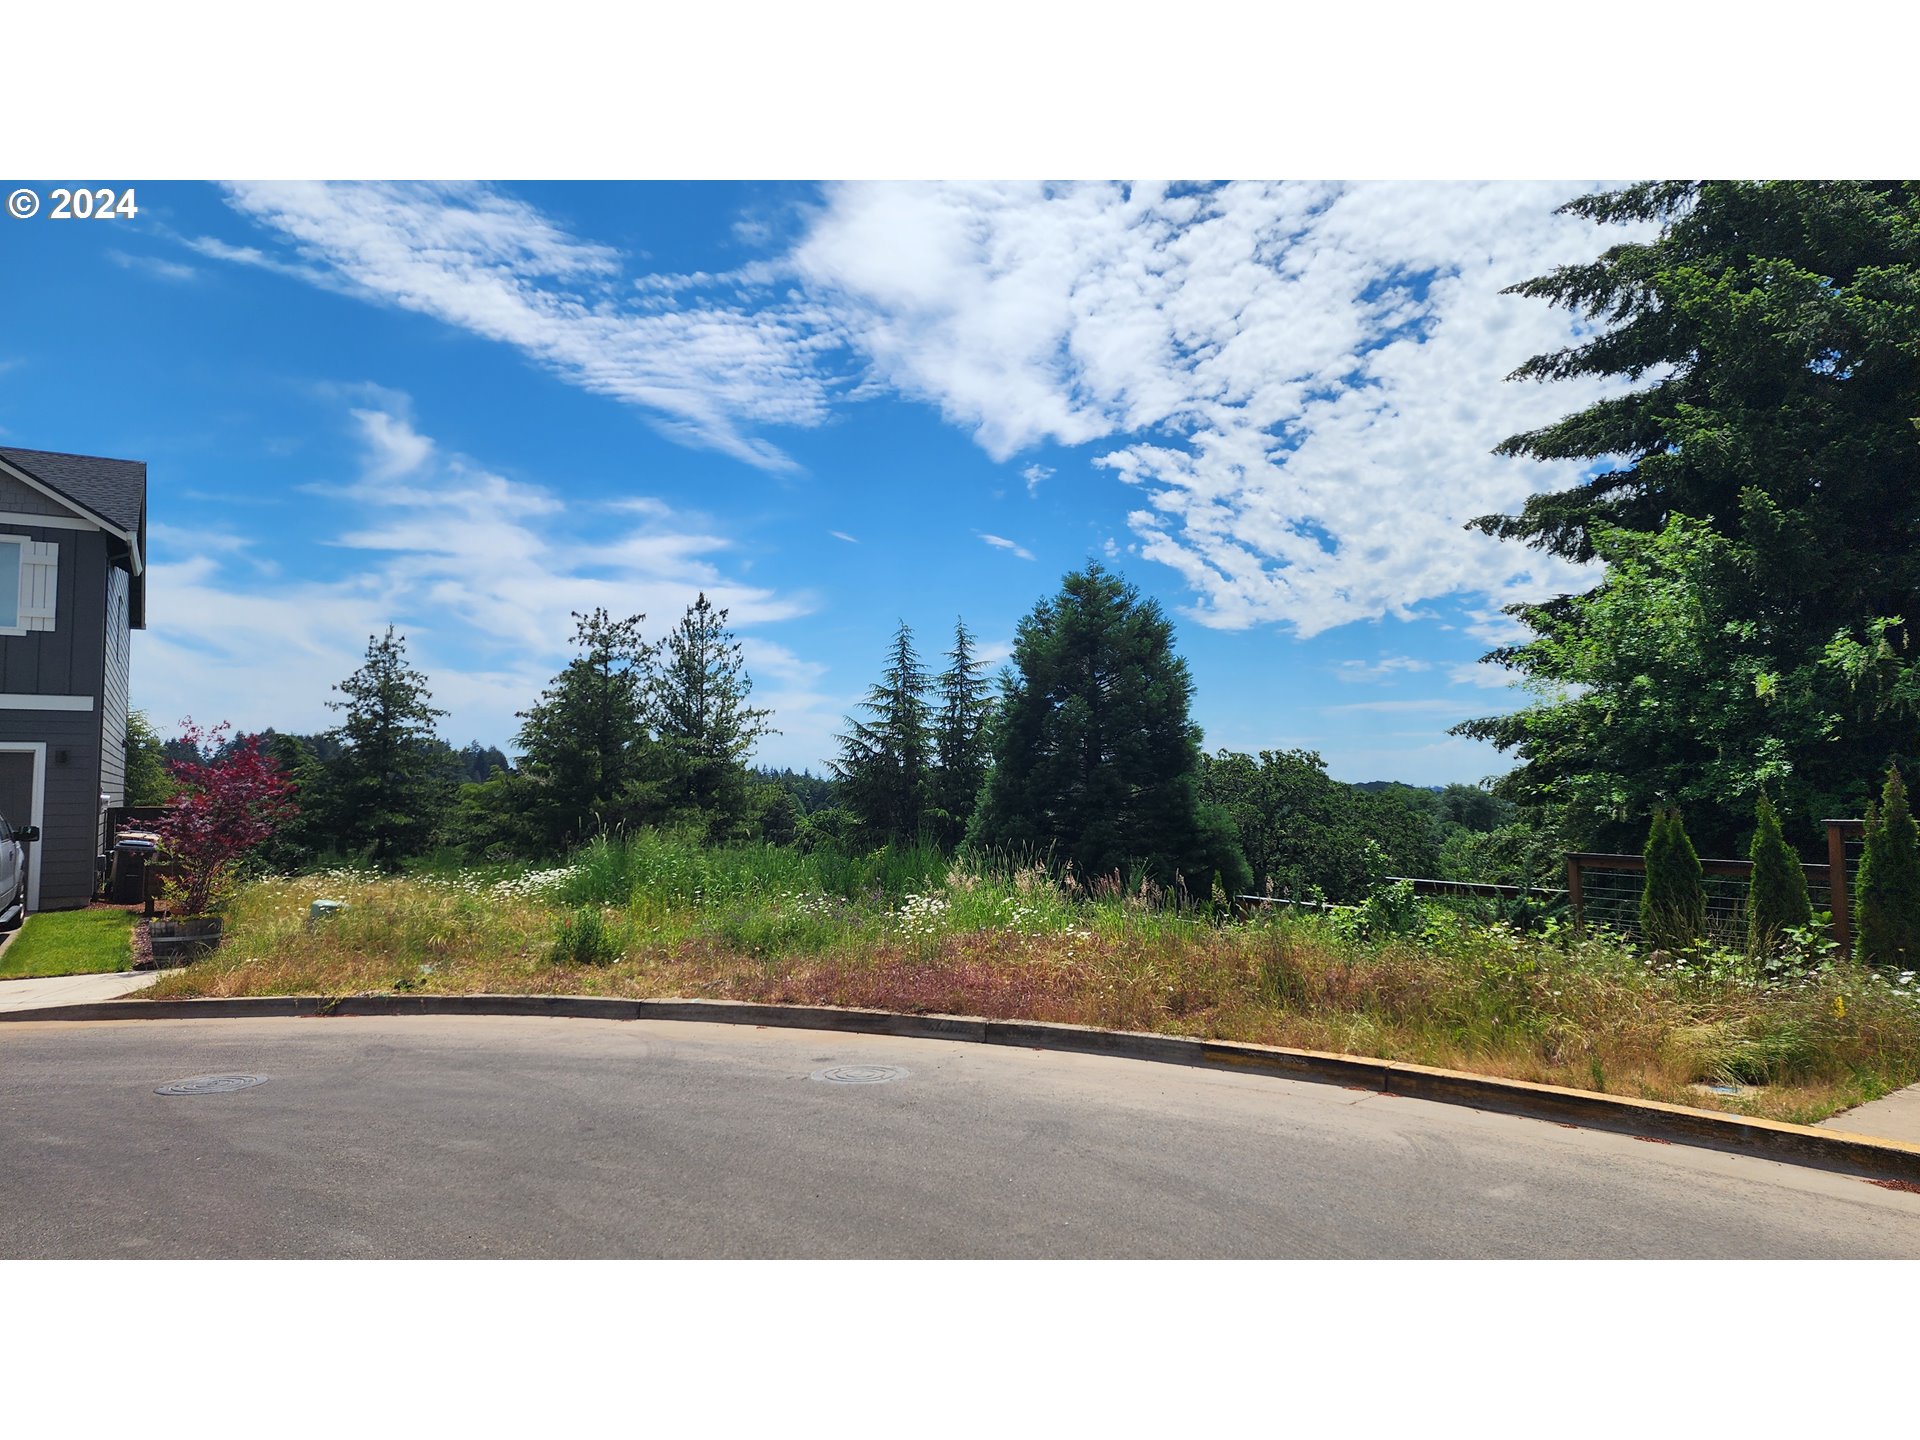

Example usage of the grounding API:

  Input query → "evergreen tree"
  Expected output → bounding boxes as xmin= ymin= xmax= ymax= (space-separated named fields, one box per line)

xmin=831 ymin=622 xmax=934 ymax=845
xmin=1640 ymin=808 xmax=1706 ymax=952
xmin=124 ymin=709 xmax=178 ymax=806
xmin=1855 ymin=765 xmax=1920 ymax=967
xmin=1458 ymin=182 xmax=1920 ymax=851
xmin=1747 ymin=792 xmax=1812 ymax=957
xmin=654 ymin=593 xmax=775 ymax=841
xmin=323 ymin=627 xmax=452 ymax=866
xmin=931 ymin=617 xmax=993 ymax=847
xmin=971 ymin=564 xmax=1248 ymax=900
xmin=454 ymin=740 xmax=512 ymax=783
xmin=514 ymin=608 xmax=661 ymax=852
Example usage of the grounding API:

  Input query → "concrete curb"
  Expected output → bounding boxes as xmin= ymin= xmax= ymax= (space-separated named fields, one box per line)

xmin=9 ymin=991 xmax=1920 ymax=1185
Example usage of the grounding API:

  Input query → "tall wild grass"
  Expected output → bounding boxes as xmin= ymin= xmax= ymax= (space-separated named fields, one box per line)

xmin=150 ymin=827 xmax=1920 ymax=1125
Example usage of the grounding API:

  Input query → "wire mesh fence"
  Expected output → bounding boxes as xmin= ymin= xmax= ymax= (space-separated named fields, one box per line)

xmin=1568 ymin=820 xmax=1861 ymax=946
xmin=1570 ymin=863 xmax=1835 ymax=946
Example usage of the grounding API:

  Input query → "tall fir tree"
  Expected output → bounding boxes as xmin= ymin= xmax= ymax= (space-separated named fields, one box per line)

xmin=654 ymin=593 xmax=775 ymax=842
xmin=514 ymin=608 xmax=660 ymax=852
xmin=931 ymin=617 xmax=993 ymax=847
xmin=1747 ymin=792 xmax=1812 ymax=957
xmin=1854 ymin=765 xmax=1920 ymax=968
xmin=831 ymin=621 xmax=934 ymax=846
xmin=322 ymin=627 xmax=452 ymax=867
xmin=1457 ymin=182 xmax=1920 ymax=852
xmin=1639 ymin=808 xmax=1706 ymax=952
xmin=970 ymin=564 xmax=1249 ymax=899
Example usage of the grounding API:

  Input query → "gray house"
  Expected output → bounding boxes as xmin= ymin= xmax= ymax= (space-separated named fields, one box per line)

xmin=0 ymin=447 xmax=146 ymax=912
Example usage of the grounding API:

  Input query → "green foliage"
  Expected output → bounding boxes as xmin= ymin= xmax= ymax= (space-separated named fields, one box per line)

xmin=253 ymin=732 xmax=331 ymax=871
xmin=1640 ymin=808 xmax=1707 ymax=952
xmin=1461 ymin=182 xmax=1920 ymax=853
xmin=971 ymin=564 xmax=1246 ymax=902
xmin=931 ymin=618 xmax=993 ymax=847
xmin=751 ymin=783 xmax=805 ymax=846
xmin=1436 ymin=822 xmax=1562 ymax=891
xmin=546 ymin=906 xmax=624 ymax=967
xmin=832 ymin=621 xmax=935 ymax=845
xmin=514 ymin=608 xmax=663 ymax=852
xmin=1747 ymin=792 xmax=1812 ymax=958
xmin=1333 ymin=878 xmax=1425 ymax=943
xmin=321 ymin=627 xmax=453 ymax=867
xmin=124 ymin=709 xmax=178 ymax=806
xmin=558 ymin=827 xmax=949 ymax=916
xmin=1855 ymin=765 xmax=1920 ymax=968
xmin=1199 ymin=748 xmax=1446 ymax=902
xmin=653 ymin=593 xmax=774 ymax=843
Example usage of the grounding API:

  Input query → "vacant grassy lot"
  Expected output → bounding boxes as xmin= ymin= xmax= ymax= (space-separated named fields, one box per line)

xmin=146 ymin=831 xmax=1920 ymax=1125
xmin=0 ymin=908 xmax=135 ymax=980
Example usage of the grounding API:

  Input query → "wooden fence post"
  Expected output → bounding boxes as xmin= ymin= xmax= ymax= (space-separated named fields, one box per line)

xmin=1827 ymin=819 xmax=1850 ymax=954
xmin=1564 ymin=855 xmax=1584 ymax=934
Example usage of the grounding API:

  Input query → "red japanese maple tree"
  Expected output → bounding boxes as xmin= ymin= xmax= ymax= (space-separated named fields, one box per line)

xmin=157 ymin=719 xmax=298 ymax=915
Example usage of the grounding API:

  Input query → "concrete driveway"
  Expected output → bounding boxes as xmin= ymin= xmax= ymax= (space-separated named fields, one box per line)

xmin=4 ymin=1014 xmax=1917 ymax=1258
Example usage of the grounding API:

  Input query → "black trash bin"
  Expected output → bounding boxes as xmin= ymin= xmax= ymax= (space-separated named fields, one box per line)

xmin=110 ymin=831 xmax=159 ymax=905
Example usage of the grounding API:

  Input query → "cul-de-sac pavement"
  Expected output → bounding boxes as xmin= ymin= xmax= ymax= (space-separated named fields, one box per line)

xmin=4 ymin=1013 xmax=1917 ymax=1259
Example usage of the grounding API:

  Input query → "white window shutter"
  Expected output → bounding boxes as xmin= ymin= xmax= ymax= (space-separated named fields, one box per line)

xmin=20 ymin=541 xmax=57 ymax=631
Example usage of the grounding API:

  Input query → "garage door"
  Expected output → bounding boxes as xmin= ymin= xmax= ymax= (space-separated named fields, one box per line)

xmin=0 ymin=752 xmax=33 ymax=837
xmin=0 ymin=750 xmax=36 ymax=910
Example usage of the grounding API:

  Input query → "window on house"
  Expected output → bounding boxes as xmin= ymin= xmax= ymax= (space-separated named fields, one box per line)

xmin=0 ymin=540 xmax=20 ymax=630
xmin=0 ymin=536 xmax=56 ymax=635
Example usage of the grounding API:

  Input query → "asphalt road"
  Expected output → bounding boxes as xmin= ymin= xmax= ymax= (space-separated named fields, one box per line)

xmin=3 ymin=1015 xmax=1918 ymax=1258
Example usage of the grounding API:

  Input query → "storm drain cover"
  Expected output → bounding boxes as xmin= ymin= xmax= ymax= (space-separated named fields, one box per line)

xmin=810 ymin=1064 xmax=909 ymax=1086
xmin=154 ymin=1074 xmax=269 ymax=1096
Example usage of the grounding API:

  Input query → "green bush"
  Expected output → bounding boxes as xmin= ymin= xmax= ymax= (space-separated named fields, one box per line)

xmin=1640 ymin=808 xmax=1705 ymax=952
xmin=546 ymin=906 xmax=624 ymax=967
xmin=1855 ymin=765 xmax=1920 ymax=968
xmin=1747 ymin=793 xmax=1812 ymax=958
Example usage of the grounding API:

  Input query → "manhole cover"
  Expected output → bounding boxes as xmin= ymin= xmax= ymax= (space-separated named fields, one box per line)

xmin=154 ymin=1074 xmax=269 ymax=1096
xmin=810 ymin=1064 xmax=909 ymax=1085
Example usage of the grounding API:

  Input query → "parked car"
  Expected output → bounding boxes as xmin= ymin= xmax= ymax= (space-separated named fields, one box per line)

xmin=0 ymin=810 xmax=40 ymax=930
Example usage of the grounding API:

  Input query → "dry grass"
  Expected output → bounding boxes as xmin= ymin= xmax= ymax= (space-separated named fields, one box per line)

xmin=146 ymin=854 xmax=1920 ymax=1127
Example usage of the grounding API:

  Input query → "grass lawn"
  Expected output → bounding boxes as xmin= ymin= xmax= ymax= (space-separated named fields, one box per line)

xmin=0 ymin=908 xmax=135 ymax=980
xmin=142 ymin=831 xmax=1920 ymax=1126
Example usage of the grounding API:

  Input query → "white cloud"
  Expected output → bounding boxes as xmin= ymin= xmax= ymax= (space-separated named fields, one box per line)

xmin=350 ymin=406 xmax=434 ymax=480
xmin=830 ymin=530 xmax=858 ymax=544
xmin=134 ymin=397 xmax=820 ymax=756
xmin=1022 ymin=463 xmax=1052 ymax=496
xmin=1335 ymin=655 xmax=1432 ymax=683
xmin=190 ymin=180 xmax=1640 ymax=643
xmin=207 ymin=181 xmax=847 ymax=471
xmin=108 ymin=249 xmax=197 ymax=282
xmin=797 ymin=180 xmax=1636 ymax=634
xmin=1447 ymin=660 xmax=1524 ymax=690
xmin=979 ymin=533 xmax=1036 ymax=561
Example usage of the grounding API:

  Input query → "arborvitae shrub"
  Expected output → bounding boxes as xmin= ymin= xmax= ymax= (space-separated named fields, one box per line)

xmin=1855 ymin=765 xmax=1920 ymax=968
xmin=1747 ymin=792 xmax=1812 ymax=958
xmin=1641 ymin=808 xmax=1706 ymax=951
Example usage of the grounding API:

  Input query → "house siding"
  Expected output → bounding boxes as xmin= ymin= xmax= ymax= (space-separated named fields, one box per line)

xmin=98 ymin=564 xmax=130 ymax=840
xmin=0 ymin=710 xmax=103 ymax=908
xmin=0 ymin=526 xmax=109 ymax=698
xmin=0 ymin=473 xmax=80 ymax=519
xmin=0 ymin=524 xmax=113 ymax=909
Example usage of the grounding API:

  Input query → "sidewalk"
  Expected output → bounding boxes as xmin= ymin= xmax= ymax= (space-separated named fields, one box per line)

xmin=0 ymin=970 xmax=157 ymax=1012
xmin=1819 ymin=1084 xmax=1920 ymax=1146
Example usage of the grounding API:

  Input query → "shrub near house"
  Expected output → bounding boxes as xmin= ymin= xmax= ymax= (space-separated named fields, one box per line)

xmin=157 ymin=721 xmax=297 ymax=917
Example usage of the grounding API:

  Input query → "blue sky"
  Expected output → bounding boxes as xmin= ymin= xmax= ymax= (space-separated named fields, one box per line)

xmin=0 ymin=180 xmax=1647 ymax=783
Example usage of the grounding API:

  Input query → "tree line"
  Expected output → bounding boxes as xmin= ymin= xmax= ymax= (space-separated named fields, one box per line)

xmin=130 ymin=566 xmax=1527 ymax=905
